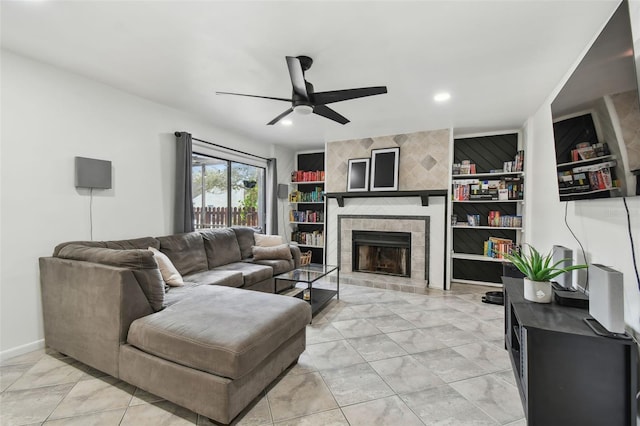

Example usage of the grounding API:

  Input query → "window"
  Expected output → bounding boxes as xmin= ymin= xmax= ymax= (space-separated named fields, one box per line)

xmin=192 ymin=154 xmax=265 ymax=229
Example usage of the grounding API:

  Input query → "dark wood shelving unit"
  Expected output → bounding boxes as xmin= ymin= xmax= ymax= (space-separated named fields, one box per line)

xmin=503 ymin=277 xmax=638 ymax=426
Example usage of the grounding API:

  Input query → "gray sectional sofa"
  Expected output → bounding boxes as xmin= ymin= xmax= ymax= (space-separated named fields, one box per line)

xmin=39 ymin=226 xmax=312 ymax=424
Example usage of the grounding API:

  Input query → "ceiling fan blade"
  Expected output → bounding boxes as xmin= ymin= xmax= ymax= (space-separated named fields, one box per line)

xmin=216 ymin=91 xmax=292 ymax=102
xmin=313 ymin=105 xmax=350 ymax=125
xmin=286 ymin=56 xmax=309 ymax=100
xmin=267 ymin=108 xmax=294 ymax=125
xmin=313 ymin=86 xmax=388 ymax=105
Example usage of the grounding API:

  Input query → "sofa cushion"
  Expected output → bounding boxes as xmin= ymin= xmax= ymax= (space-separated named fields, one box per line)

xmin=232 ymin=227 xmax=258 ymax=259
xmin=213 ymin=262 xmax=273 ymax=286
xmin=252 ymin=244 xmax=293 ymax=261
xmin=252 ymin=258 xmax=295 ymax=275
xmin=105 ymin=237 xmax=160 ymax=251
xmin=254 ymin=233 xmax=284 ymax=247
xmin=157 ymin=232 xmax=208 ymax=276
xmin=183 ymin=269 xmax=243 ymax=288
xmin=149 ymin=247 xmax=184 ymax=287
xmin=56 ymin=244 xmax=165 ymax=311
xmin=127 ymin=285 xmax=311 ymax=379
xmin=200 ymin=228 xmax=242 ymax=268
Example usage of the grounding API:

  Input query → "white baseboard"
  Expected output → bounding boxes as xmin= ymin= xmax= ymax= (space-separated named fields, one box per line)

xmin=0 ymin=339 xmax=45 ymax=362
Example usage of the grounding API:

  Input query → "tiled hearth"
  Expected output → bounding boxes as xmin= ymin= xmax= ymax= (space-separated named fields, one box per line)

xmin=0 ymin=282 xmax=525 ymax=425
xmin=338 ymin=215 xmax=429 ymax=291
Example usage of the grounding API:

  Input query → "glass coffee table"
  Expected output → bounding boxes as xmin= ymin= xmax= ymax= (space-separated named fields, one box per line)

xmin=275 ymin=264 xmax=339 ymax=317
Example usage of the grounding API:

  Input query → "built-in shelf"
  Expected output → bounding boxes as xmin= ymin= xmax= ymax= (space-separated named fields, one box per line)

xmin=293 ymin=244 xmax=323 ymax=249
xmin=290 ymin=221 xmax=324 ymax=225
xmin=556 ymin=154 xmax=614 ymax=169
xmin=290 ymin=181 xmax=324 ymax=185
xmin=289 ymin=201 xmax=324 ymax=205
xmin=452 ymin=225 xmax=522 ymax=230
xmin=453 ymin=199 xmax=523 ymax=203
xmin=451 ymin=252 xmax=511 ymax=263
xmin=326 ymin=190 xmax=447 ymax=207
xmin=452 ymin=171 xmax=524 ymax=179
xmin=559 ymin=187 xmax=620 ymax=200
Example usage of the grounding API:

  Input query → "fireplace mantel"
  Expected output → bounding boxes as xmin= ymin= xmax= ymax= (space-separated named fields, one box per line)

xmin=326 ymin=190 xmax=447 ymax=207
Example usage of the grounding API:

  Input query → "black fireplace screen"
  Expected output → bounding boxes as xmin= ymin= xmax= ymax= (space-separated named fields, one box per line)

xmin=352 ymin=230 xmax=411 ymax=277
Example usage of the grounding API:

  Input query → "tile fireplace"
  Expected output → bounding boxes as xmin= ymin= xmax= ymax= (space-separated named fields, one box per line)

xmin=352 ymin=230 xmax=411 ymax=277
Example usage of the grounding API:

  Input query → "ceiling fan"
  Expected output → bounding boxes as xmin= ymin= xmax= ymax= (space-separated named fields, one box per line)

xmin=216 ymin=55 xmax=387 ymax=125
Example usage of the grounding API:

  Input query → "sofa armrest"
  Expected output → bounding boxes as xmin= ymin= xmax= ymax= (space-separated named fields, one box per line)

xmin=289 ymin=244 xmax=302 ymax=268
xmin=39 ymin=257 xmax=153 ymax=378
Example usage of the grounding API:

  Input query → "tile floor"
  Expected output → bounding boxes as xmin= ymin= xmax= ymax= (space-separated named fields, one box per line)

xmin=0 ymin=282 xmax=525 ymax=426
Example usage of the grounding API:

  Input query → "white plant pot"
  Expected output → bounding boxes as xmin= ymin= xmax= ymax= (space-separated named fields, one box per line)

xmin=523 ymin=278 xmax=553 ymax=303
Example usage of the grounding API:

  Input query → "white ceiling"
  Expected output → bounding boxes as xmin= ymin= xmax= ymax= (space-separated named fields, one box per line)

xmin=0 ymin=0 xmax=620 ymax=150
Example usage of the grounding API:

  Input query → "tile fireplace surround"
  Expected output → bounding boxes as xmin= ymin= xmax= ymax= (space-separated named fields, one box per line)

xmin=338 ymin=215 xmax=430 ymax=291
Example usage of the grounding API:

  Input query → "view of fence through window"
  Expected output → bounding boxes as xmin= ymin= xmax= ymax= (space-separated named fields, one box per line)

xmin=192 ymin=154 xmax=265 ymax=229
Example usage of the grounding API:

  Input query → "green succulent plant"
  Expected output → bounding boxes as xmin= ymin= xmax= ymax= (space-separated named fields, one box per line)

xmin=504 ymin=244 xmax=588 ymax=282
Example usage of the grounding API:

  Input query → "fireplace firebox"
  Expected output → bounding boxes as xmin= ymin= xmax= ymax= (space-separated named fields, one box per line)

xmin=352 ymin=230 xmax=411 ymax=277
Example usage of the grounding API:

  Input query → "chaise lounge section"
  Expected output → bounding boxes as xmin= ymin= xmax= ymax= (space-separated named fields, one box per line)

xmin=39 ymin=227 xmax=311 ymax=424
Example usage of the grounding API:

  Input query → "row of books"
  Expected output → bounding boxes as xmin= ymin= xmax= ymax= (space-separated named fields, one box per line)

xmin=558 ymin=160 xmax=616 ymax=192
xmin=452 ymin=177 xmax=524 ymax=201
xmin=483 ymin=237 xmax=516 ymax=259
xmin=452 ymin=151 xmax=524 ymax=175
xmin=288 ymin=188 xmax=324 ymax=203
xmin=289 ymin=210 xmax=325 ymax=223
xmin=291 ymin=230 xmax=324 ymax=247
xmin=488 ymin=212 xmax=523 ymax=228
xmin=569 ymin=142 xmax=610 ymax=162
xmin=291 ymin=170 xmax=325 ymax=182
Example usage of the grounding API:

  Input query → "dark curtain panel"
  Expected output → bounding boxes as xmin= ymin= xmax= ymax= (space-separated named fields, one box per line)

xmin=174 ymin=131 xmax=194 ymax=233
xmin=266 ymin=158 xmax=278 ymax=235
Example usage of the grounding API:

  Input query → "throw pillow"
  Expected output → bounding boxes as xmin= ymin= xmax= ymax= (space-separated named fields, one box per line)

xmin=252 ymin=243 xmax=293 ymax=261
xmin=254 ymin=233 xmax=285 ymax=247
xmin=149 ymin=247 xmax=184 ymax=287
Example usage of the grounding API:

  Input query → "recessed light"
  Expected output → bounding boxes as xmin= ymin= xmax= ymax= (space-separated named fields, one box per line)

xmin=281 ymin=119 xmax=293 ymax=126
xmin=434 ymin=92 xmax=451 ymax=102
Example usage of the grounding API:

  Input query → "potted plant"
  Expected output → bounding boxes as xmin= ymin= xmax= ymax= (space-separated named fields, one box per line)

xmin=503 ymin=245 xmax=587 ymax=303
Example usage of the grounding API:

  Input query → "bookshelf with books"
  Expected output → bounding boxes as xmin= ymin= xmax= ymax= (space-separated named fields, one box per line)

xmin=289 ymin=151 xmax=326 ymax=263
xmin=450 ymin=132 xmax=524 ymax=286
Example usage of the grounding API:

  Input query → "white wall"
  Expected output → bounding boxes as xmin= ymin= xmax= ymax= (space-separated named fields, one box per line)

xmin=0 ymin=50 xmax=289 ymax=358
xmin=524 ymin=69 xmax=640 ymax=336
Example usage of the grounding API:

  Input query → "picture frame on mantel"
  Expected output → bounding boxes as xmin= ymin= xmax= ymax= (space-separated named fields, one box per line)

xmin=347 ymin=158 xmax=370 ymax=192
xmin=370 ymin=147 xmax=399 ymax=191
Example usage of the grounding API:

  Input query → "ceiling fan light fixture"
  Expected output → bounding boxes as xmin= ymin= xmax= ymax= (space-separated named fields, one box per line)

xmin=434 ymin=92 xmax=451 ymax=102
xmin=281 ymin=119 xmax=293 ymax=126
xmin=293 ymin=105 xmax=314 ymax=115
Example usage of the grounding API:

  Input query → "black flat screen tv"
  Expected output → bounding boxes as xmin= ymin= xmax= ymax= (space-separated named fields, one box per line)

xmin=551 ymin=0 xmax=640 ymax=201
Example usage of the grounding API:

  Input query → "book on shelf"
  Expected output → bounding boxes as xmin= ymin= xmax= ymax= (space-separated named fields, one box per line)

xmin=288 ymin=187 xmax=325 ymax=203
xmin=483 ymin=237 xmax=515 ymax=259
xmin=452 ymin=177 xmax=523 ymax=201
xmin=291 ymin=170 xmax=325 ymax=182
xmin=487 ymin=211 xmax=522 ymax=228
xmin=291 ymin=230 xmax=324 ymax=247
xmin=289 ymin=209 xmax=325 ymax=223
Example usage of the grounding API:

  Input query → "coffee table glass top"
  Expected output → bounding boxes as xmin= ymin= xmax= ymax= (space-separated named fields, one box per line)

xmin=275 ymin=264 xmax=338 ymax=283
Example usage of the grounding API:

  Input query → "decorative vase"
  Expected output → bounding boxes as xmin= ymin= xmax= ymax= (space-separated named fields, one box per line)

xmin=523 ymin=278 xmax=552 ymax=303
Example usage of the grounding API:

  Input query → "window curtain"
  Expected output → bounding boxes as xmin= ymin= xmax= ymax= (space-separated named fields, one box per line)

xmin=266 ymin=158 xmax=278 ymax=235
xmin=174 ymin=131 xmax=194 ymax=233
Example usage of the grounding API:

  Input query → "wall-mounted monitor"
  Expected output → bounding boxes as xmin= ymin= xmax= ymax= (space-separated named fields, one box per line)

xmin=551 ymin=0 xmax=640 ymax=201
xmin=75 ymin=156 xmax=112 ymax=189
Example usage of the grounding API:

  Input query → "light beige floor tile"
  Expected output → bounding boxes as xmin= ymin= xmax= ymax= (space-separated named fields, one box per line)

xmin=450 ymin=374 xmax=525 ymax=424
xmin=369 ymin=355 xmax=444 ymax=393
xmin=1 ymin=364 xmax=33 ymax=392
xmin=319 ymin=362 xmax=394 ymax=406
xmin=412 ymin=347 xmax=488 ymax=383
xmin=305 ymin=323 xmax=345 ymax=345
xmin=494 ymin=369 xmax=517 ymax=387
xmin=8 ymin=357 xmax=87 ymax=391
xmin=365 ymin=314 xmax=416 ymax=333
xmin=400 ymin=385 xmax=499 ymax=425
xmin=0 ymin=383 xmax=74 ymax=425
xmin=305 ymin=340 xmax=365 ymax=370
xmin=273 ymin=408 xmax=347 ymax=426
xmin=386 ymin=328 xmax=448 ymax=354
xmin=423 ymin=324 xmax=480 ymax=347
xmin=49 ymin=376 xmax=134 ymax=420
xmin=129 ymin=387 xmax=164 ymax=406
xmin=286 ymin=351 xmax=318 ymax=376
xmin=330 ymin=318 xmax=381 ymax=339
xmin=346 ymin=334 xmax=407 ymax=361
xmin=267 ymin=372 xmax=337 ymax=422
xmin=452 ymin=342 xmax=512 ymax=372
xmin=120 ymin=401 xmax=197 ymax=425
xmin=1 ymin=349 xmax=46 ymax=367
xmin=348 ymin=303 xmax=395 ymax=318
xmin=43 ymin=408 xmax=125 ymax=425
xmin=397 ymin=310 xmax=450 ymax=328
xmin=341 ymin=395 xmax=423 ymax=426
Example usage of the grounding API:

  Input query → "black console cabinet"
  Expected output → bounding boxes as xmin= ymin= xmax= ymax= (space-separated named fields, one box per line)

xmin=503 ymin=277 xmax=638 ymax=426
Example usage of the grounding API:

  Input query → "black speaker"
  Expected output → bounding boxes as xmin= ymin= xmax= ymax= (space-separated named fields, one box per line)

xmin=277 ymin=184 xmax=288 ymax=199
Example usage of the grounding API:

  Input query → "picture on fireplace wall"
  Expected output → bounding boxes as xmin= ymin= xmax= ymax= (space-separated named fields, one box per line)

xmin=370 ymin=147 xmax=399 ymax=191
xmin=347 ymin=158 xmax=370 ymax=192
